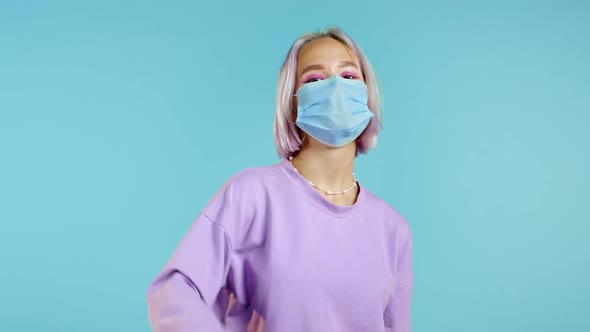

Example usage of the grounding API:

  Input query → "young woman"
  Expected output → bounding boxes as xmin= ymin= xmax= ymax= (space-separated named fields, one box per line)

xmin=147 ymin=28 xmax=413 ymax=332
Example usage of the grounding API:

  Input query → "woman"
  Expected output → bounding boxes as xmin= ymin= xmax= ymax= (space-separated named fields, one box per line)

xmin=146 ymin=28 xmax=413 ymax=332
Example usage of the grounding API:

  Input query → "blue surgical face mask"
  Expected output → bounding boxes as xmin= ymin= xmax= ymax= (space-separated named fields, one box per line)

xmin=295 ymin=74 xmax=374 ymax=147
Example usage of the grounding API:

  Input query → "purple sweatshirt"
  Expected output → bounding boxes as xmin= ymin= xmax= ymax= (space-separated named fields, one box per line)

xmin=146 ymin=158 xmax=413 ymax=331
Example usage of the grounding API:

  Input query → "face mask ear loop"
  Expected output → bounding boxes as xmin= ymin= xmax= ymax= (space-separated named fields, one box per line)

xmin=293 ymin=94 xmax=304 ymax=147
xmin=300 ymin=133 xmax=307 ymax=145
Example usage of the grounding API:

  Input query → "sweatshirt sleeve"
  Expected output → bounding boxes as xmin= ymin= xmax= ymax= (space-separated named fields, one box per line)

xmin=146 ymin=213 xmax=232 ymax=332
xmin=384 ymin=218 xmax=413 ymax=332
xmin=146 ymin=172 xmax=257 ymax=332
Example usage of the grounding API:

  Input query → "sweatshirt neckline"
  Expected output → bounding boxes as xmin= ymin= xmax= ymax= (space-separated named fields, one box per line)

xmin=278 ymin=158 xmax=367 ymax=218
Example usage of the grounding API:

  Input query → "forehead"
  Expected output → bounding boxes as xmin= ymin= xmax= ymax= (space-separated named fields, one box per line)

xmin=297 ymin=38 xmax=359 ymax=68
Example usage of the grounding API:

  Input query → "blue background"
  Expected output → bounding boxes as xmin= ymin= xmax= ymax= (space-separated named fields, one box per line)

xmin=1 ymin=1 xmax=589 ymax=331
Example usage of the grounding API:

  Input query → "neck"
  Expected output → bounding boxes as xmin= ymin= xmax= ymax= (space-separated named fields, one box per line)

xmin=290 ymin=140 xmax=357 ymax=191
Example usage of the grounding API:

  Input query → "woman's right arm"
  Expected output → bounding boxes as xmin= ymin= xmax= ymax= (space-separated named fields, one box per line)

xmin=146 ymin=213 xmax=233 ymax=332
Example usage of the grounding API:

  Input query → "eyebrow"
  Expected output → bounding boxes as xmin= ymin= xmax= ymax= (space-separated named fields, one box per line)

xmin=300 ymin=61 xmax=359 ymax=76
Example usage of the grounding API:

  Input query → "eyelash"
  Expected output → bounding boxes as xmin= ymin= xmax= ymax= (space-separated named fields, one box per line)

xmin=303 ymin=73 xmax=359 ymax=83
xmin=303 ymin=76 xmax=323 ymax=83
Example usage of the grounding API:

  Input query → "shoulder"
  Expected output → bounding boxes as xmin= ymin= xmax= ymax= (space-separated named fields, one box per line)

xmin=199 ymin=161 xmax=285 ymax=247
xmin=221 ymin=160 xmax=286 ymax=192
xmin=201 ymin=160 xmax=285 ymax=217
xmin=363 ymin=190 xmax=413 ymax=263
xmin=364 ymin=189 xmax=411 ymax=234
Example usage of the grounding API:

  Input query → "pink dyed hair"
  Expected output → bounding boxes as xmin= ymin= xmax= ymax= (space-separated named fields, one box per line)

xmin=272 ymin=27 xmax=382 ymax=159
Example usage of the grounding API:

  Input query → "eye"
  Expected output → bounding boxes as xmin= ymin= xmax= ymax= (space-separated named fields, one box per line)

xmin=302 ymin=73 xmax=325 ymax=84
xmin=303 ymin=77 xmax=321 ymax=83
xmin=342 ymin=73 xmax=358 ymax=80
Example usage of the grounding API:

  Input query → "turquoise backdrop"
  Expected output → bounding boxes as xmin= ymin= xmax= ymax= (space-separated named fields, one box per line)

xmin=1 ymin=1 xmax=589 ymax=331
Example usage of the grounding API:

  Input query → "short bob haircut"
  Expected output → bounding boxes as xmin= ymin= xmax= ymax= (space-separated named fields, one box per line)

xmin=273 ymin=27 xmax=382 ymax=159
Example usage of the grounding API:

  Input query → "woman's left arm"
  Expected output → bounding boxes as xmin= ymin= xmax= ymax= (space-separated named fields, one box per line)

xmin=383 ymin=219 xmax=413 ymax=332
